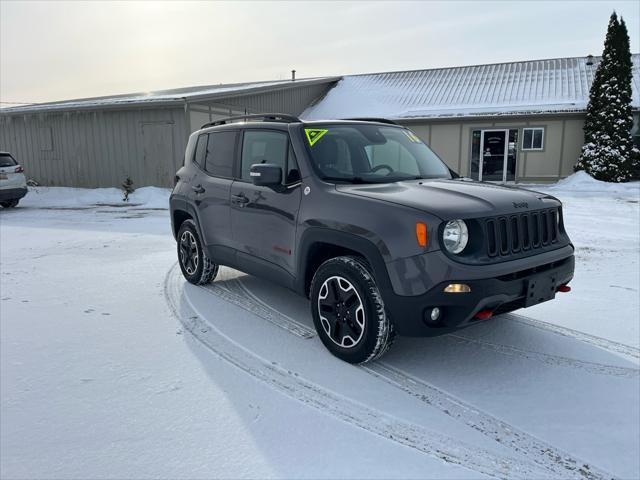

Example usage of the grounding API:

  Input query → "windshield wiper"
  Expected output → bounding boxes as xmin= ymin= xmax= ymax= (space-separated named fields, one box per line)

xmin=321 ymin=176 xmax=370 ymax=184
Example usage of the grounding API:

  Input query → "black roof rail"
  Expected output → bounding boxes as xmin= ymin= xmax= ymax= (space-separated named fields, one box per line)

xmin=342 ymin=117 xmax=399 ymax=125
xmin=201 ymin=113 xmax=300 ymax=129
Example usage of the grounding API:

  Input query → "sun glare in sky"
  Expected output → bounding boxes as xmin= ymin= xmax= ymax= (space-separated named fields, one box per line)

xmin=1 ymin=0 xmax=638 ymax=104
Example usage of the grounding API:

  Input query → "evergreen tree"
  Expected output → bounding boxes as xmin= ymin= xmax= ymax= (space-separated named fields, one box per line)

xmin=616 ymin=17 xmax=640 ymax=179
xmin=575 ymin=12 xmax=639 ymax=182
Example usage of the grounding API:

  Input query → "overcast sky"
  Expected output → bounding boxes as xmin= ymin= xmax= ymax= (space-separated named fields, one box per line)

xmin=1 ymin=0 xmax=638 ymax=105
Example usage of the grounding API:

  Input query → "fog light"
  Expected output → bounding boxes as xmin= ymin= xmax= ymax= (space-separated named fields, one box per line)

xmin=444 ymin=283 xmax=471 ymax=293
xmin=430 ymin=307 xmax=441 ymax=321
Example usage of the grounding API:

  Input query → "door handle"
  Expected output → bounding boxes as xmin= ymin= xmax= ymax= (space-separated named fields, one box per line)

xmin=231 ymin=193 xmax=249 ymax=207
xmin=192 ymin=184 xmax=205 ymax=194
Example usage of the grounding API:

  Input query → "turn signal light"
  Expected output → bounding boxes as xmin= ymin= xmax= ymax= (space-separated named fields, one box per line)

xmin=416 ymin=223 xmax=428 ymax=247
xmin=444 ymin=283 xmax=471 ymax=293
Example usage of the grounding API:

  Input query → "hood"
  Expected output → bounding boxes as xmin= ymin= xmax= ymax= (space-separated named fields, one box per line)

xmin=336 ymin=178 xmax=559 ymax=220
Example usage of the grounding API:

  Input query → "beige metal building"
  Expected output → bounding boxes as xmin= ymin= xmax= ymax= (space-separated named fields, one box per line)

xmin=1 ymin=54 xmax=639 ymax=187
xmin=304 ymin=54 xmax=640 ymax=183
xmin=0 ymin=77 xmax=338 ymax=187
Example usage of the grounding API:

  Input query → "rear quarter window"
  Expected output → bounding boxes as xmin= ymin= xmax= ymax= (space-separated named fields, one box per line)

xmin=193 ymin=135 xmax=208 ymax=167
xmin=205 ymin=131 xmax=237 ymax=178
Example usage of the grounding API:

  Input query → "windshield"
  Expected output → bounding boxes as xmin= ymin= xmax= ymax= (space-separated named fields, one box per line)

xmin=0 ymin=154 xmax=17 ymax=168
xmin=304 ymin=124 xmax=451 ymax=183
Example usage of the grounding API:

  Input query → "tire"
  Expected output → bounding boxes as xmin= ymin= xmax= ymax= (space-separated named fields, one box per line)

xmin=310 ymin=256 xmax=395 ymax=364
xmin=177 ymin=219 xmax=219 ymax=285
xmin=0 ymin=199 xmax=19 ymax=208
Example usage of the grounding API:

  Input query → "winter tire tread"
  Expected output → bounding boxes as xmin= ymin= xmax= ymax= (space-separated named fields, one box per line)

xmin=310 ymin=255 xmax=395 ymax=364
xmin=177 ymin=219 xmax=219 ymax=285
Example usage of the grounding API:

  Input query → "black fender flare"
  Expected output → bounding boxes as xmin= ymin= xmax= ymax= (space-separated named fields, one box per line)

xmin=171 ymin=196 xmax=205 ymax=241
xmin=295 ymin=227 xmax=394 ymax=298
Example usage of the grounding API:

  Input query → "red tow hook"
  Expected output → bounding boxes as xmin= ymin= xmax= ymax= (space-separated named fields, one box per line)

xmin=475 ymin=309 xmax=493 ymax=320
xmin=558 ymin=285 xmax=572 ymax=293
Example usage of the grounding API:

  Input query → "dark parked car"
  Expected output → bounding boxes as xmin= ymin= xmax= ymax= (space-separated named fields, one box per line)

xmin=170 ymin=115 xmax=574 ymax=363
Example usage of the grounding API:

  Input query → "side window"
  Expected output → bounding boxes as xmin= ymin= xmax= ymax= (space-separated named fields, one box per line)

xmin=241 ymin=130 xmax=288 ymax=181
xmin=193 ymin=134 xmax=208 ymax=167
xmin=205 ymin=131 xmax=236 ymax=177
xmin=286 ymin=144 xmax=301 ymax=184
xmin=522 ymin=127 xmax=544 ymax=150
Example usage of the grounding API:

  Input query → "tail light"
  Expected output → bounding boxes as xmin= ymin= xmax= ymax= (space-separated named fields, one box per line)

xmin=14 ymin=166 xmax=24 ymax=173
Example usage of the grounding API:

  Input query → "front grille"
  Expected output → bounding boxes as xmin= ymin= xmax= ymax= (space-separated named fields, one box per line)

xmin=485 ymin=208 xmax=559 ymax=258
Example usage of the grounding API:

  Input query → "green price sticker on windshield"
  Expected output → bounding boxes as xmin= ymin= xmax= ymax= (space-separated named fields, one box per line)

xmin=305 ymin=128 xmax=328 ymax=146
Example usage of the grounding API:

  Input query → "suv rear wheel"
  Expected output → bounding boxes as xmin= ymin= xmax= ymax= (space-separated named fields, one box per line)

xmin=310 ymin=256 xmax=395 ymax=364
xmin=177 ymin=219 xmax=219 ymax=285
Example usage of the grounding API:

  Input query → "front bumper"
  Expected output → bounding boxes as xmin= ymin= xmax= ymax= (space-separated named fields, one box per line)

xmin=383 ymin=250 xmax=574 ymax=336
xmin=0 ymin=187 xmax=27 ymax=202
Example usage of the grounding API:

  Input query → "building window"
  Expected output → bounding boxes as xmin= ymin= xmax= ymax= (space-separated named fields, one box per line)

xmin=522 ymin=128 xmax=544 ymax=150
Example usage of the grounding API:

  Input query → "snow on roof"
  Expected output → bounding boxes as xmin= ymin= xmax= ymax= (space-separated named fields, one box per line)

xmin=303 ymin=55 xmax=640 ymax=120
xmin=0 ymin=77 xmax=338 ymax=115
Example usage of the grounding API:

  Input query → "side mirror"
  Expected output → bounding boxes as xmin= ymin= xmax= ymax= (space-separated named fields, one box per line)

xmin=250 ymin=163 xmax=282 ymax=187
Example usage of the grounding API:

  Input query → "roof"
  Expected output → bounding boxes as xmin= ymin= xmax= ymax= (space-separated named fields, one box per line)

xmin=302 ymin=54 xmax=640 ymax=120
xmin=0 ymin=77 xmax=339 ymax=115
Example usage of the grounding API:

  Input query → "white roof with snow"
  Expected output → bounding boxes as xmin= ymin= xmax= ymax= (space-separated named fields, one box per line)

xmin=303 ymin=55 xmax=640 ymax=120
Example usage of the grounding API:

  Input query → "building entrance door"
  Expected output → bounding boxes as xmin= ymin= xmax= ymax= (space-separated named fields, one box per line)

xmin=470 ymin=129 xmax=518 ymax=183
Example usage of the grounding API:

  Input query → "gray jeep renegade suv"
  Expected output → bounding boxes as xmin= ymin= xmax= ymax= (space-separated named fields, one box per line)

xmin=170 ymin=114 xmax=574 ymax=363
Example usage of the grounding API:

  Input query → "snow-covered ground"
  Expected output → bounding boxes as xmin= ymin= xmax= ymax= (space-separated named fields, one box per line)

xmin=1 ymin=174 xmax=639 ymax=479
xmin=521 ymin=172 xmax=640 ymax=348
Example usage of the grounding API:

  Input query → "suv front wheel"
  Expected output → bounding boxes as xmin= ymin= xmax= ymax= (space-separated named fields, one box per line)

xmin=310 ymin=256 xmax=395 ymax=364
xmin=177 ymin=219 xmax=219 ymax=285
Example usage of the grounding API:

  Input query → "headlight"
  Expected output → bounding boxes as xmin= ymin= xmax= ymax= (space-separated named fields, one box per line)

xmin=443 ymin=219 xmax=469 ymax=254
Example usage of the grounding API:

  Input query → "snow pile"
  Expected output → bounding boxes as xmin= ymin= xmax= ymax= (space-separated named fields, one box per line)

xmin=527 ymin=171 xmax=640 ymax=196
xmin=19 ymin=186 xmax=170 ymax=209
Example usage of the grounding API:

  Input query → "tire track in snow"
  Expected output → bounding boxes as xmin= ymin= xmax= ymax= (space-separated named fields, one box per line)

xmin=203 ymin=278 xmax=315 ymax=339
xmin=230 ymin=276 xmax=637 ymax=379
xmin=506 ymin=313 xmax=640 ymax=361
xmin=233 ymin=278 xmax=317 ymax=338
xmin=449 ymin=334 xmax=638 ymax=378
xmin=221 ymin=275 xmax=614 ymax=480
xmin=164 ymin=264 xmax=567 ymax=480
xmin=363 ymin=363 xmax=609 ymax=480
